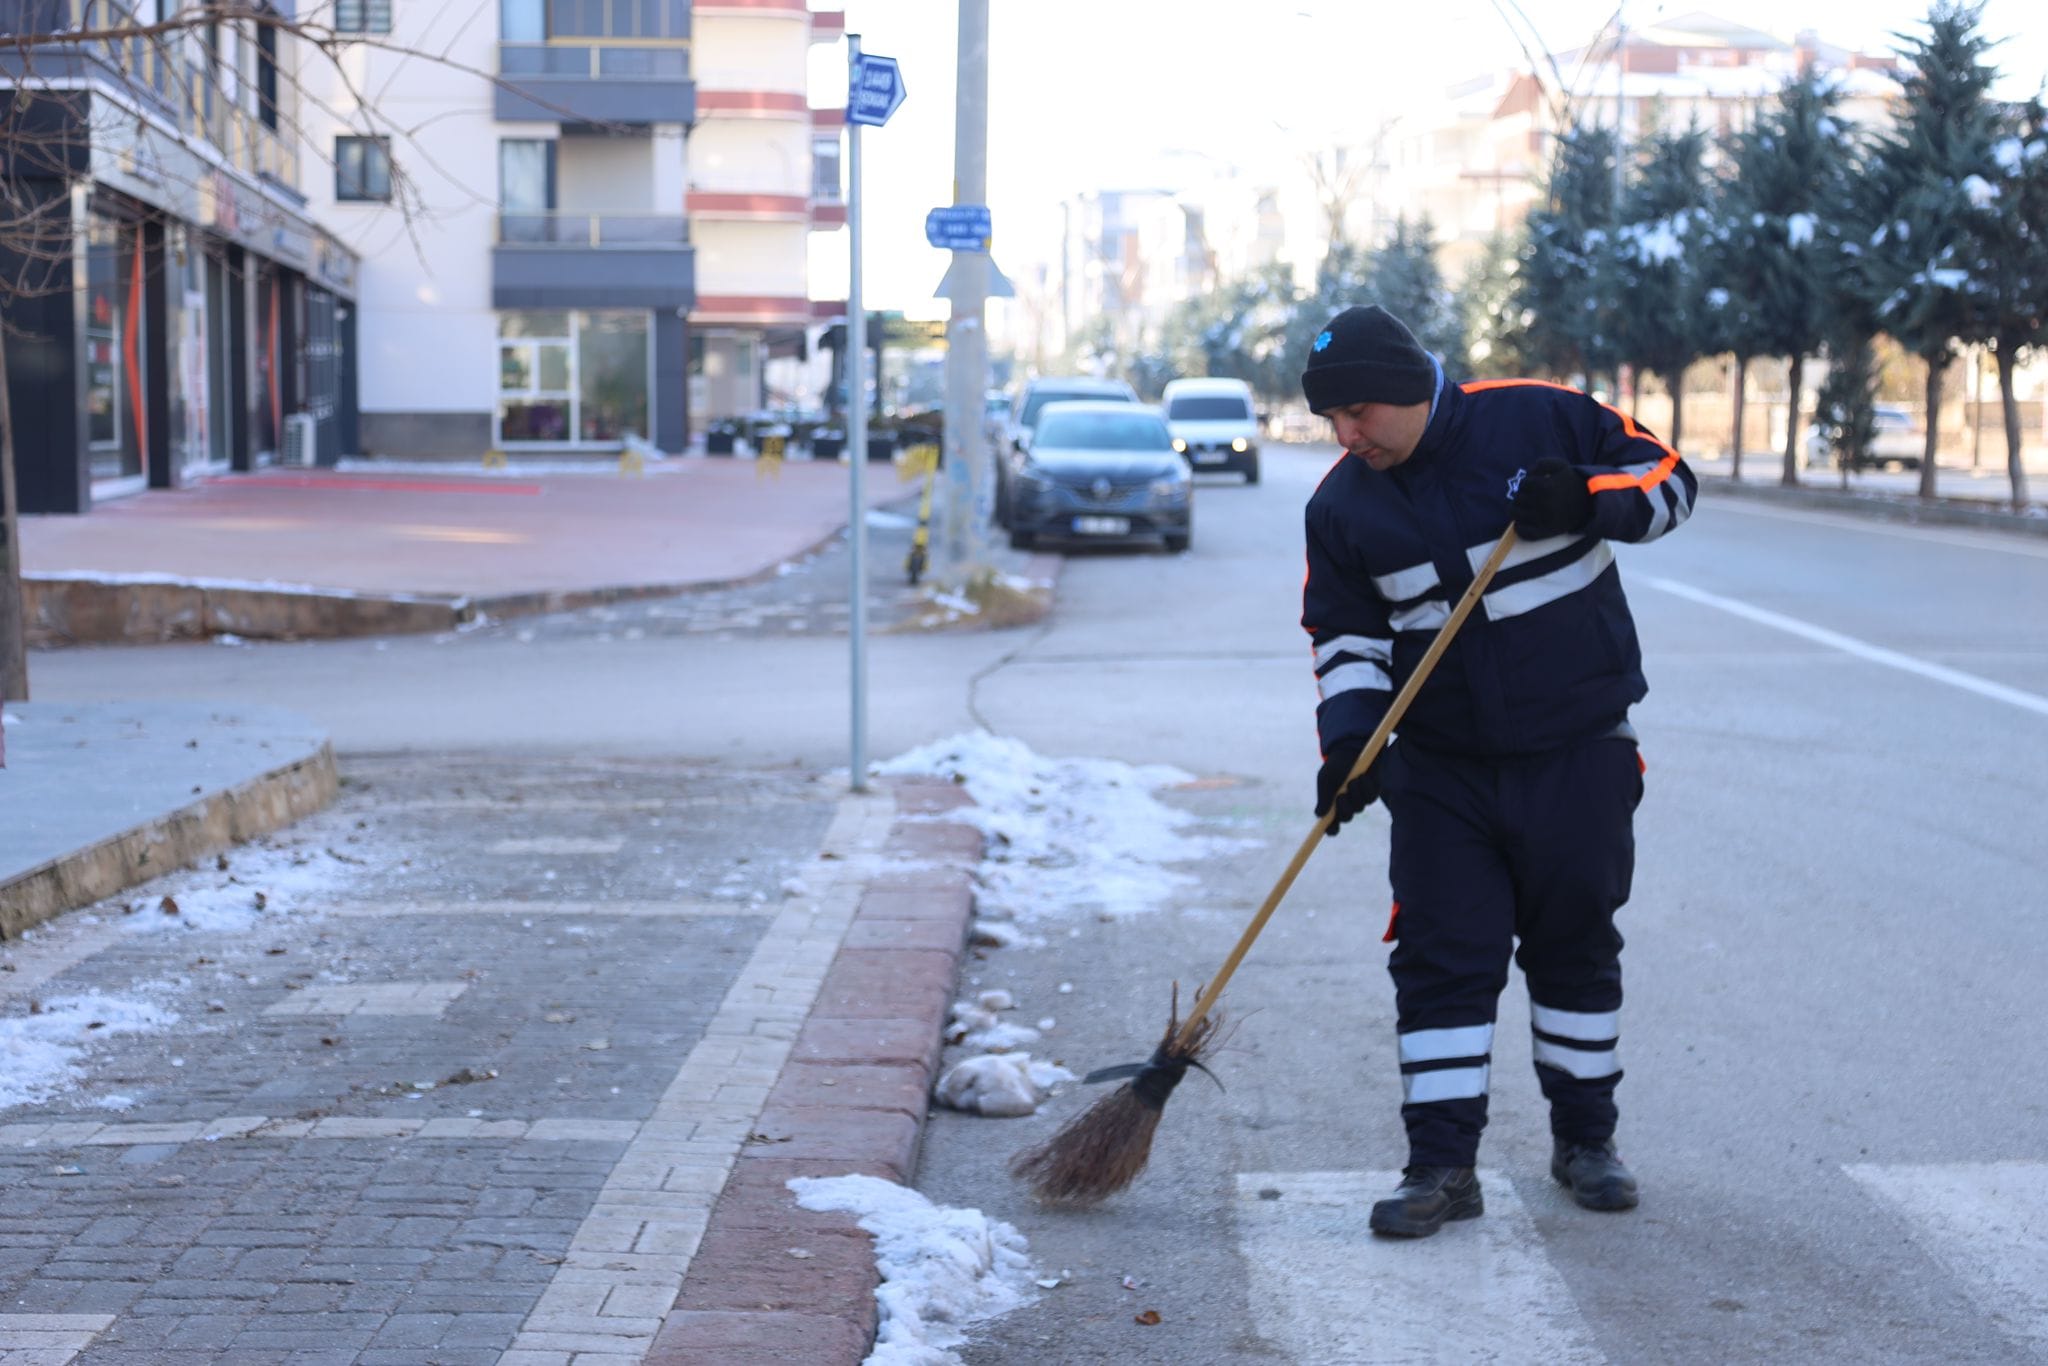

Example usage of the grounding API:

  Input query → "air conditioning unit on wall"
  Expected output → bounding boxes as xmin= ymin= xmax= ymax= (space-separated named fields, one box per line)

xmin=281 ymin=412 xmax=319 ymax=467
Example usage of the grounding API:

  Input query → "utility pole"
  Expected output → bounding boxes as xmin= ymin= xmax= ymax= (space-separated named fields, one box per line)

xmin=938 ymin=0 xmax=991 ymax=585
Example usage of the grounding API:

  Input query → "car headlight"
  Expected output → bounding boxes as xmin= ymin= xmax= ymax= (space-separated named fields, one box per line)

xmin=1172 ymin=438 xmax=1187 ymax=453
xmin=1016 ymin=465 xmax=1052 ymax=491
xmin=1149 ymin=475 xmax=1188 ymax=499
xmin=1231 ymin=437 xmax=1250 ymax=453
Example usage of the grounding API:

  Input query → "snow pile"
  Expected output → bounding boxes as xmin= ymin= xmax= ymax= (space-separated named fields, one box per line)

xmin=124 ymin=842 xmax=355 ymax=935
xmin=0 ymin=993 xmax=179 ymax=1110
xmin=934 ymin=1053 xmax=1077 ymax=1117
xmin=787 ymin=1175 xmax=1037 ymax=1365
xmin=879 ymin=733 xmax=1244 ymax=924
xmin=1786 ymin=212 xmax=1817 ymax=248
xmin=1960 ymin=174 xmax=2000 ymax=208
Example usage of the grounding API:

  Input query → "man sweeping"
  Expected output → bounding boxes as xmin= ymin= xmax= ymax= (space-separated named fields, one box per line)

xmin=1300 ymin=305 xmax=1696 ymax=1238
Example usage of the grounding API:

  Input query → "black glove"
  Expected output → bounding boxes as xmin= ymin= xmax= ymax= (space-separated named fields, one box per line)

xmin=1512 ymin=457 xmax=1594 ymax=539
xmin=1315 ymin=737 xmax=1379 ymax=835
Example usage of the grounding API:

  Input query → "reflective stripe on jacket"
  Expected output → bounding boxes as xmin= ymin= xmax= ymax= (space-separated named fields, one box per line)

xmin=1302 ymin=378 xmax=1696 ymax=758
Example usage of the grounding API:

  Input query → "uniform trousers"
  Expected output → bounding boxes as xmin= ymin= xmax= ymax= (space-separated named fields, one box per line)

xmin=1378 ymin=732 xmax=1642 ymax=1168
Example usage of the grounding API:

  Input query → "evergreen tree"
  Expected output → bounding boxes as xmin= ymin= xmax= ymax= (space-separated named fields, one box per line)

xmin=1460 ymin=231 xmax=1528 ymax=379
xmin=1962 ymin=95 xmax=2048 ymax=506
xmin=1712 ymin=68 xmax=1860 ymax=484
xmin=1515 ymin=123 xmax=1623 ymax=387
xmin=1369 ymin=215 xmax=1468 ymax=377
xmin=1283 ymin=238 xmax=1373 ymax=394
xmin=1855 ymin=0 xmax=2005 ymax=499
xmin=1612 ymin=125 xmax=1715 ymax=449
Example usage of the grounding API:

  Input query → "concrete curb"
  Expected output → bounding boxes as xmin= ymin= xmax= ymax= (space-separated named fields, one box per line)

xmin=1701 ymin=473 xmax=2048 ymax=538
xmin=0 ymin=742 xmax=339 ymax=940
xmin=647 ymin=776 xmax=982 ymax=1366
xmin=22 ymin=515 xmax=885 ymax=647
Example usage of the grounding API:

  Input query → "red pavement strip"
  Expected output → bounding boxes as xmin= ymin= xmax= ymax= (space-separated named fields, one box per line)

xmin=647 ymin=776 xmax=983 ymax=1365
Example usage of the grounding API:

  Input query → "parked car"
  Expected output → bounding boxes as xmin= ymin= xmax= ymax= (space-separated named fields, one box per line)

xmin=1804 ymin=404 xmax=1924 ymax=471
xmin=1002 ymin=401 xmax=1191 ymax=553
xmin=1161 ymin=376 xmax=1261 ymax=483
xmin=995 ymin=376 xmax=1140 ymax=525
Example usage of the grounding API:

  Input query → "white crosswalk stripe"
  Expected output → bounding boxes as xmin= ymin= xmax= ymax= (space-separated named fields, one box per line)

xmin=1234 ymin=1171 xmax=1605 ymax=1364
xmin=1844 ymin=1160 xmax=2048 ymax=1357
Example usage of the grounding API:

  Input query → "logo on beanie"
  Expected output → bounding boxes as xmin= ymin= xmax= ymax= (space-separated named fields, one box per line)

xmin=1313 ymin=330 xmax=1333 ymax=353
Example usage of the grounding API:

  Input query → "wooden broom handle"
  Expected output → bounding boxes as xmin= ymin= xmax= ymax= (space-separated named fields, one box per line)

xmin=1176 ymin=525 xmax=1522 ymax=1046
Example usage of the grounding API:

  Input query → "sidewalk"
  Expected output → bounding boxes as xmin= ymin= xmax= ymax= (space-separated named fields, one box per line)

xmin=1689 ymin=450 xmax=2048 ymax=534
xmin=19 ymin=455 xmax=921 ymax=644
xmin=2 ymin=456 xmax=1008 ymax=1364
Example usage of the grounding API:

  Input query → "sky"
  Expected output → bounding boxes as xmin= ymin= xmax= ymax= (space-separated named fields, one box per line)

xmin=814 ymin=0 xmax=2048 ymax=318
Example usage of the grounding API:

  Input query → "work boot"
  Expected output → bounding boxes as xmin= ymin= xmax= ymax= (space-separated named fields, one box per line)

xmin=1551 ymin=1138 xmax=1639 ymax=1211
xmin=1368 ymin=1166 xmax=1483 ymax=1238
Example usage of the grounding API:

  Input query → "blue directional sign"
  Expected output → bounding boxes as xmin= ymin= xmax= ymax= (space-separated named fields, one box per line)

xmin=849 ymin=54 xmax=906 ymax=127
xmin=925 ymin=205 xmax=992 ymax=251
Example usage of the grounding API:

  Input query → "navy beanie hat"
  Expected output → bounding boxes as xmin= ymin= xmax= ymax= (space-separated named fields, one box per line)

xmin=1300 ymin=305 xmax=1436 ymax=412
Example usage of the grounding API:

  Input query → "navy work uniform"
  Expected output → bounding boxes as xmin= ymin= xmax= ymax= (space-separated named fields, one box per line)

xmin=1302 ymin=375 xmax=1696 ymax=1171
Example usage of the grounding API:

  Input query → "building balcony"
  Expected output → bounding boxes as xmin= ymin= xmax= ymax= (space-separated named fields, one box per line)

xmin=495 ymin=45 xmax=696 ymax=124
xmin=811 ymin=10 xmax=846 ymax=40
xmin=492 ymin=213 xmax=695 ymax=310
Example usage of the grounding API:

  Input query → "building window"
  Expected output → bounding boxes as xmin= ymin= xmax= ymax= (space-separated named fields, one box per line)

xmin=498 ymin=138 xmax=557 ymax=241
xmin=255 ymin=18 xmax=279 ymax=130
xmin=336 ymin=136 xmax=393 ymax=201
xmin=336 ymin=0 xmax=393 ymax=34
xmin=540 ymin=0 xmax=690 ymax=40
xmin=812 ymin=136 xmax=842 ymax=202
xmin=498 ymin=310 xmax=649 ymax=445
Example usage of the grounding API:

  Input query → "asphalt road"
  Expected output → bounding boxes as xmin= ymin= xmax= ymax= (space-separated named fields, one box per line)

xmin=28 ymin=442 xmax=2048 ymax=1363
xmin=914 ymin=443 xmax=2048 ymax=1365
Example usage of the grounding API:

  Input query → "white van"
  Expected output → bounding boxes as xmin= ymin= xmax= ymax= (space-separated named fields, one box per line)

xmin=1161 ymin=377 xmax=1260 ymax=483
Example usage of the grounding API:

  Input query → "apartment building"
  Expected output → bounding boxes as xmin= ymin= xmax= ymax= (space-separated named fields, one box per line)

xmin=1383 ymin=11 xmax=1902 ymax=279
xmin=0 ymin=0 xmax=361 ymax=513
xmin=688 ymin=0 xmax=845 ymax=423
xmin=293 ymin=0 xmax=694 ymax=458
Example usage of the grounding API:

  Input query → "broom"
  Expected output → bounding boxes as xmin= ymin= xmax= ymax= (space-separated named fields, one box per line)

xmin=1010 ymin=524 xmax=1522 ymax=1204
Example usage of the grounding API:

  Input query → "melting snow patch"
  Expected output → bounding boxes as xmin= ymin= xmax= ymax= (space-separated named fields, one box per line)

xmin=880 ymin=733 xmax=1249 ymax=924
xmin=934 ymin=1053 xmax=1077 ymax=1117
xmin=787 ymin=1174 xmax=1037 ymax=1364
xmin=0 ymin=994 xmax=180 ymax=1110
xmin=124 ymin=843 xmax=354 ymax=936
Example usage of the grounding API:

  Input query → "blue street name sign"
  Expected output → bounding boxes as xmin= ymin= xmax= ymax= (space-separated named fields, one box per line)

xmin=924 ymin=205 xmax=992 ymax=251
xmin=849 ymin=54 xmax=906 ymax=127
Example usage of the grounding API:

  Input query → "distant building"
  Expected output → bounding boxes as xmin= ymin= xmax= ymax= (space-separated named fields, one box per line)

xmin=1382 ymin=10 xmax=1904 ymax=278
xmin=0 ymin=0 xmax=361 ymax=513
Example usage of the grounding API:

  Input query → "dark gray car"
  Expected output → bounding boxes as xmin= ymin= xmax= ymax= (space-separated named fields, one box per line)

xmin=1004 ymin=401 xmax=1192 ymax=553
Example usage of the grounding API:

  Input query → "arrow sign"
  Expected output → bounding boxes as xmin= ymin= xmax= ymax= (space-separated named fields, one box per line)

xmin=848 ymin=54 xmax=906 ymax=127
xmin=924 ymin=205 xmax=992 ymax=251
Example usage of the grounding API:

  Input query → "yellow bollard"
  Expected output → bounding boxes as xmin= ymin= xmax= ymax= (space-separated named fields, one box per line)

xmin=756 ymin=433 xmax=787 ymax=479
xmin=618 ymin=446 xmax=644 ymax=477
xmin=482 ymin=448 xmax=508 ymax=470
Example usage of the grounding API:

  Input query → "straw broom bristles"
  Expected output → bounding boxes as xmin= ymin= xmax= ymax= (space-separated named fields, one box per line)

xmin=1008 ymin=986 xmax=1221 ymax=1205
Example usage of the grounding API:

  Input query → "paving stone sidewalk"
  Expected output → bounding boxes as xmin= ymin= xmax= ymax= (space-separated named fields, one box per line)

xmin=0 ymin=755 xmax=982 ymax=1365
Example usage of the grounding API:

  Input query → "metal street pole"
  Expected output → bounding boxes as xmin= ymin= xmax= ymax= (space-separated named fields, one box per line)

xmin=847 ymin=33 xmax=870 ymax=792
xmin=939 ymin=0 xmax=991 ymax=584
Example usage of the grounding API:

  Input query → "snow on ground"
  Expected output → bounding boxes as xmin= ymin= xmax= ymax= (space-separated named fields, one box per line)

xmin=788 ymin=1174 xmax=1038 ymax=1365
xmin=121 ymin=841 xmax=357 ymax=936
xmin=933 ymin=1054 xmax=1077 ymax=1118
xmin=0 ymin=993 xmax=180 ymax=1109
xmin=879 ymin=732 xmax=1250 ymax=924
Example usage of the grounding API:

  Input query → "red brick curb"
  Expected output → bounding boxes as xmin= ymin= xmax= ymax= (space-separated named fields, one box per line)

xmin=647 ymin=775 xmax=981 ymax=1366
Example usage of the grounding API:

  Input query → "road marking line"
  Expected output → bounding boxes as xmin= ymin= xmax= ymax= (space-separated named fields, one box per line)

xmin=1644 ymin=577 xmax=2048 ymax=717
xmin=505 ymin=785 xmax=897 ymax=1361
xmin=1704 ymin=498 xmax=2048 ymax=559
xmin=1845 ymin=1161 xmax=2048 ymax=1355
xmin=1235 ymin=1171 xmax=1605 ymax=1364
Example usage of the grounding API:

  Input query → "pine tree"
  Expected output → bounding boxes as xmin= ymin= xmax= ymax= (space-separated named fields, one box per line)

xmin=1712 ymin=68 xmax=1860 ymax=485
xmin=1460 ymin=231 xmax=1528 ymax=379
xmin=1963 ymin=95 xmax=2048 ymax=506
xmin=1856 ymin=0 xmax=2005 ymax=499
xmin=1369 ymin=215 xmax=1468 ymax=378
xmin=1613 ymin=125 xmax=1715 ymax=449
xmin=1284 ymin=238 xmax=1373 ymax=393
xmin=1515 ymin=124 xmax=1622 ymax=387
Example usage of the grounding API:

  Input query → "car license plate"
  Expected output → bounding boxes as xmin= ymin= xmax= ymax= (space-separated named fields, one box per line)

xmin=1072 ymin=515 xmax=1130 ymax=535
xmin=1192 ymin=449 xmax=1227 ymax=464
